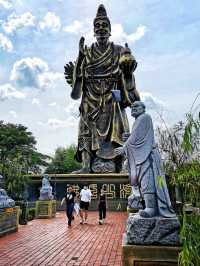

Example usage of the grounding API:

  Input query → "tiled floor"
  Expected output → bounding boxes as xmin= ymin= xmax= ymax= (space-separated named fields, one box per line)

xmin=0 ymin=211 xmax=127 ymax=266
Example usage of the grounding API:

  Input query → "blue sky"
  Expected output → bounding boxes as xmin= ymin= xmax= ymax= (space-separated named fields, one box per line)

xmin=0 ymin=0 xmax=200 ymax=154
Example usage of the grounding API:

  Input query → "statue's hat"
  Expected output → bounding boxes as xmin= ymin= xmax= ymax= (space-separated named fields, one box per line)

xmin=94 ymin=4 xmax=111 ymax=30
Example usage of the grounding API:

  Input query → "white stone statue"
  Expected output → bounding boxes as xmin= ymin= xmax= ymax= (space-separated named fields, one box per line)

xmin=115 ymin=101 xmax=176 ymax=218
xmin=0 ymin=188 xmax=15 ymax=209
xmin=39 ymin=174 xmax=54 ymax=200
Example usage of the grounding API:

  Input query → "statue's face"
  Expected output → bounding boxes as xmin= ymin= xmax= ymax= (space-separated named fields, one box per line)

xmin=131 ymin=102 xmax=145 ymax=118
xmin=94 ymin=18 xmax=110 ymax=44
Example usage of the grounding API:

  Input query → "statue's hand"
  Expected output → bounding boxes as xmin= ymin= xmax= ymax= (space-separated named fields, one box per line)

xmin=64 ymin=61 xmax=74 ymax=86
xmin=119 ymin=56 xmax=137 ymax=76
xmin=114 ymin=147 xmax=125 ymax=156
xmin=122 ymin=132 xmax=130 ymax=142
xmin=79 ymin=36 xmax=86 ymax=56
xmin=119 ymin=43 xmax=137 ymax=76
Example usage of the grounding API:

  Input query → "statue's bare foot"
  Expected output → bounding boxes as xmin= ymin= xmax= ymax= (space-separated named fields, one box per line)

xmin=72 ymin=167 xmax=90 ymax=174
xmin=139 ymin=208 xmax=157 ymax=218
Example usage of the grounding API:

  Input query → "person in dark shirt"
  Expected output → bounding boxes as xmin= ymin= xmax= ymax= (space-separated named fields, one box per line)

xmin=61 ymin=185 xmax=76 ymax=227
xmin=98 ymin=188 xmax=107 ymax=225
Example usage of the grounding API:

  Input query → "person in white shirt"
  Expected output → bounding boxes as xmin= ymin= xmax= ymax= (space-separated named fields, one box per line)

xmin=79 ymin=184 xmax=92 ymax=224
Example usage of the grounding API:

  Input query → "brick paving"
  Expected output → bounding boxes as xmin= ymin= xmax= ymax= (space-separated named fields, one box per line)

xmin=0 ymin=211 xmax=127 ymax=266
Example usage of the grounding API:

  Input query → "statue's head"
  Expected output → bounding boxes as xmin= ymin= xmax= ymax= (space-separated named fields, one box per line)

xmin=0 ymin=188 xmax=7 ymax=197
xmin=43 ymin=174 xmax=49 ymax=180
xmin=131 ymin=101 xmax=146 ymax=118
xmin=93 ymin=4 xmax=111 ymax=45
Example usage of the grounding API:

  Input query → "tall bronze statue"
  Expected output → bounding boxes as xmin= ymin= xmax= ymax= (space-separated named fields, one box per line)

xmin=64 ymin=4 xmax=140 ymax=173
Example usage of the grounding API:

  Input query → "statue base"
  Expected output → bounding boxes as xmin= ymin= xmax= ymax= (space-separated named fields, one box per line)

xmin=122 ymin=233 xmax=180 ymax=266
xmin=29 ymin=173 xmax=130 ymax=211
xmin=126 ymin=214 xmax=180 ymax=246
xmin=35 ymin=200 xmax=56 ymax=219
xmin=91 ymin=158 xmax=116 ymax=173
xmin=0 ymin=206 xmax=20 ymax=237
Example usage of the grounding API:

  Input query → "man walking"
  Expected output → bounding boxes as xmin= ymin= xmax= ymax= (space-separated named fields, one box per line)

xmin=79 ymin=184 xmax=92 ymax=224
xmin=61 ymin=185 xmax=76 ymax=227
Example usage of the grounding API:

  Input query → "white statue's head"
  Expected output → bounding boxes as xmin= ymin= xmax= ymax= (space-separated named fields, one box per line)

xmin=131 ymin=101 xmax=145 ymax=118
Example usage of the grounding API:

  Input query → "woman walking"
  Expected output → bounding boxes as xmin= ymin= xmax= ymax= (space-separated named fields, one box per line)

xmin=98 ymin=189 xmax=107 ymax=225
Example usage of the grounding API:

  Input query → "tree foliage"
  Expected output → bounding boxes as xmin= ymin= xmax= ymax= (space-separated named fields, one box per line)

xmin=45 ymin=145 xmax=81 ymax=174
xmin=156 ymin=114 xmax=200 ymax=205
xmin=0 ymin=121 xmax=49 ymax=199
xmin=156 ymin=94 xmax=200 ymax=266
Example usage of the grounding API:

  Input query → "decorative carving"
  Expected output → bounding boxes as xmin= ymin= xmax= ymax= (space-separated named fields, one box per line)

xmin=91 ymin=158 xmax=116 ymax=173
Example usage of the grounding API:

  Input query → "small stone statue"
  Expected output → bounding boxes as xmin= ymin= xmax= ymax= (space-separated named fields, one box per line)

xmin=115 ymin=101 xmax=176 ymax=218
xmin=39 ymin=174 xmax=54 ymax=201
xmin=0 ymin=188 xmax=15 ymax=209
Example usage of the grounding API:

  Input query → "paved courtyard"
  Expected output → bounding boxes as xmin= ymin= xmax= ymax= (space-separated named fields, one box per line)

xmin=0 ymin=211 xmax=127 ymax=266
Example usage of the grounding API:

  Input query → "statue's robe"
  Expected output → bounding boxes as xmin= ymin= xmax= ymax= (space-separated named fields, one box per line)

xmin=73 ymin=42 xmax=139 ymax=161
xmin=123 ymin=113 xmax=176 ymax=218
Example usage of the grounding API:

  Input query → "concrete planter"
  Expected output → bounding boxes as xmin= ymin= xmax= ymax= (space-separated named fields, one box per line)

xmin=35 ymin=200 xmax=56 ymax=218
xmin=0 ymin=206 xmax=20 ymax=237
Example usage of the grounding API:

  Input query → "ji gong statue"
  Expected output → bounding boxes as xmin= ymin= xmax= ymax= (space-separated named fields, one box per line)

xmin=64 ymin=4 xmax=140 ymax=173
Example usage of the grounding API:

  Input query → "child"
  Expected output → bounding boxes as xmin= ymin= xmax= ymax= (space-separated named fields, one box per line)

xmin=98 ymin=188 xmax=107 ymax=225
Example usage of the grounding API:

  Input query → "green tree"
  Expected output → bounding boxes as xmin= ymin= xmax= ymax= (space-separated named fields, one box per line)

xmin=45 ymin=145 xmax=81 ymax=174
xmin=0 ymin=121 xmax=49 ymax=199
xmin=156 ymin=94 xmax=200 ymax=266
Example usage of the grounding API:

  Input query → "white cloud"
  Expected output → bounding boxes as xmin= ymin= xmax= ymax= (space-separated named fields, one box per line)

xmin=47 ymin=118 xmax=68 ymax=128
xmin=39 ymin=12 xmax=61 ymax=32
xmin=10 ymin=57 xmax=48 ymax=88
xmin=140 ymin=92 xmax=165 ymax=111
xmin=2 ymin=12 xmax=35 ymax=34
xmin=111 ymin=24 xmax=146 ymax=44
xmin=9 ymin=110 xmax=17 ymax=118
xmin=63 ymin=20 xmax=84 ymax=34
xmin=63 ymin=19 xmax=94 ymax=44
xmin=0 ymin=0 xmax=12 ymax=9
xmin=10 ymin=57 xmax=63 ymax=90
xmin=38 ymin=71 xmax=63 ymax=89
xmin=0 ymin=33 xmax=13 ymax=52
xmin=38 ymin=116 xmax=77 ymax=129
xmin=32 ymin=98 xmax=40 ymax=105
xmin=0 ymin=83 xmax=26 ymax=101
xmin=48 ymin=102 xmax=57 ymax=107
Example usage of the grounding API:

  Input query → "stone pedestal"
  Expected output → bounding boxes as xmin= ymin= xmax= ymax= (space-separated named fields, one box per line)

xmin=35 ymin=200 xmax=56 ymax=218
xmin=0 ymin=206 xmax=20 ymax=237
xmin=122 ymin=234 xmax=180 ymax=266
xmin=126 ymin=214 xmax=180 ymax=245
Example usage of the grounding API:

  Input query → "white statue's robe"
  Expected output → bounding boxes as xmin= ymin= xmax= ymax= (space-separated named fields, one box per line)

xmin=123 ymin=113 xmax=176 ymax=218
